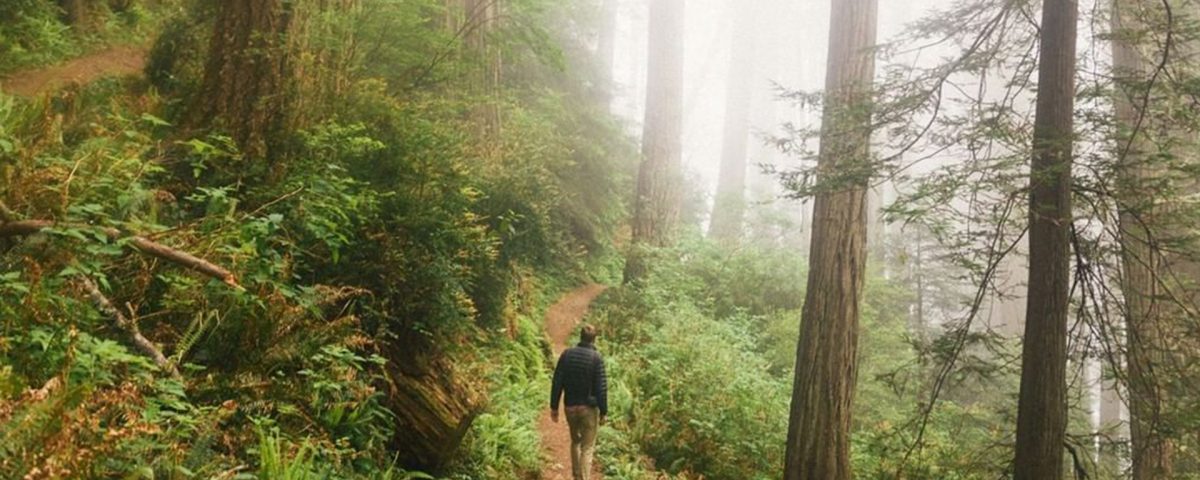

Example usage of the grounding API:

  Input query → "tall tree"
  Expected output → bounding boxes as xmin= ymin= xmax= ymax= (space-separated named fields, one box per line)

xmin=624 ymin=0 xmax=684 ymax=283
xmin=1012 ymin=0 xmax=1078 ymax=478
xmin=782 ymin=0 xmax=877 ymax=478
xmin=190 ymin=0 xmax=294 ymax=159
xmin=463 ymin=0 xmax=503 ymax=136
xmin=708 ymin=3 xmax=757 ymax=243
xmin=1111 ymin=0 xmax=1175 ymax=476
xmin=597 ymin=0 xmax=619 ymax=101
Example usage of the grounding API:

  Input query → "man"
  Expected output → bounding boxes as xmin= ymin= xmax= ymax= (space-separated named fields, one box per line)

xmin=550 ymin=324 xmax=608 ymax=480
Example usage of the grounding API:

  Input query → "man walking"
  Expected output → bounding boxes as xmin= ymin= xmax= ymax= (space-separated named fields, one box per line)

xmin=550 ymin=324 xmax=608 ymax=480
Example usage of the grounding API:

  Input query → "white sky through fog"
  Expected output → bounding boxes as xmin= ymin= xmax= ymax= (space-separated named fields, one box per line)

xmin=609 ymin=0 xmax=942 ymax=206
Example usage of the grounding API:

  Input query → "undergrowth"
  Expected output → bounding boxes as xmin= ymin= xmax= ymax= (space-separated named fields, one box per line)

xmin=1 ymin=0 xmax=632 ymax=477
xmin=0 ymin=0 xmax=180 ymax=75
xmin=586 ymin=235 xmax=1015 ymax=480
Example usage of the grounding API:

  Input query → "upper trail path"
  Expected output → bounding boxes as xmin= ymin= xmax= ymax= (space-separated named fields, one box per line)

xmin=539 ymin=283 xmax=608 ymax=480
xmin=1 ymin=45 xmax=147 ymax=97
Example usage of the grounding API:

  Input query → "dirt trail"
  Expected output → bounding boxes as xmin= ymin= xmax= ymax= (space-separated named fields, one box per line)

xmin=1 ymin=46 xmax=147 ymax=97
xmin=539 ymin=283 xmax=608 ymax=480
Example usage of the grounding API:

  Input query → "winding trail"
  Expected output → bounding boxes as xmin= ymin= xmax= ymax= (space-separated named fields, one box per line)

xmin=1 ymin=45 xmax=147 ymax=97
xmin=539 ymin=283 xmax=607 ymax=480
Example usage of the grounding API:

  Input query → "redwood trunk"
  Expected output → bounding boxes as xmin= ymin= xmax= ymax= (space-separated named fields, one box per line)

xmin=1111 ymin=1 xmax=1175 ymax=477
xmin=624 ymin=0 xmax=684 ymax=283
xmin=1012 ymin=0 xmax=1078 ymax=478
xmin=708 ymin=5 xmax=757 ymax=244
xmin=190 ymin=0 xmax=294 ymax=158
xmin=598 ymin=0 xmax=619 ymax=95
xmin=464 ymin=0 xmax=502 ymax=136
xmin=59 ymin=0 xmax=90 ymax=26
xmin=387 ymin=355 xmax=483 ymax=471
xmin=782 ymin=0 xmax=877 ymax=478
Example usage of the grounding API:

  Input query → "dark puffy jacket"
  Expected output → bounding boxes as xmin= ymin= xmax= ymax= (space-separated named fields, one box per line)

xmin=550 ymin=343 xmax=608 ymax=416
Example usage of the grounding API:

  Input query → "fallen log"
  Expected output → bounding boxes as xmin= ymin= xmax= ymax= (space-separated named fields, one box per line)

xmin=0 ymin=220 xmax=240 ymax=288
xmin=386 ymin=353 xmax=484 ymax=471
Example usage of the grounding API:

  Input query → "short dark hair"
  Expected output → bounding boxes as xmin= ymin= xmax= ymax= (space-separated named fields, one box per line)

xmin=580 ymin=324 xmax=597 ymax=344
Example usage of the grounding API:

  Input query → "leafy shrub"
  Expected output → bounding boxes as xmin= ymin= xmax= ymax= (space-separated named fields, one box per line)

xmin=0 ymin=0 xmax=179 ymax=75
xmin=0 ymin=1 xmax=77 ymax=74
xmin=450 ymin=297 xmax=551 ymax=479
xmin=587 ymin=235 xmax=1018 ymax=479
xmin=588 ymin=244 xmax=790 ymax=480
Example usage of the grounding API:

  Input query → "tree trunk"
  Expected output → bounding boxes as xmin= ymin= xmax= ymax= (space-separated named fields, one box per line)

xmin=708 ymin=4 xmax=757 ymax=244
xmin=624 ymin=0 xmax=684 ymax=283
xmin=867 ymin=185 xmax=886 ymax=261
xmin=59 ymin=0 xmax=90 ymax=27
xmin=1111 ymin=1 xmax=1175 ymax=477
xmin=464 ymin=0 xmax=502 ymax=137
xmin=1098 ymin=372 xmax=1128 ymax=474
xmin=1012 ymin=0 xmax=1077 ymax=478
xmin=189 ymin=0 xmax=294 ymax=159
xmin=782 ymin=0 xmax=877 ymax=478
xmin=443 ymin=0 xmax=463 ymax=32
xmin=597 ymin=0 xmax=619 ymax=102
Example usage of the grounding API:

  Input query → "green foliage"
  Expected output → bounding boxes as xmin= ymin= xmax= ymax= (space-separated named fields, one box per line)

xmin=0 ymin=0 xmax=78 ymax=74
xmin=255 ymin=425 xmax=332 ymax=480
xmin=2 ymin=0 xmax=633 ymax=477
xmin=0 ymin=0 xmax=179 ymax=75
xmin=452 ymin=314 xmax=547 ymax=479
xmin=587 ymin=235 xmax=1015 ymax=479
xmin=589 ymin=242 xmax=790 ymax=480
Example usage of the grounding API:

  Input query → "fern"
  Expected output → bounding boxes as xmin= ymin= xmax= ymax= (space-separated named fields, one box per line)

xmin=255 ymin=426 xmax=324 ymax=480
xmin=171 ymin=309 xmax=214 ymax=364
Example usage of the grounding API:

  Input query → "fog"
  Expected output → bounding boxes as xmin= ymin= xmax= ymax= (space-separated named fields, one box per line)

xmin=606 ymin=0 xmax=1130 ymax=464
xmin=608 ymin=0 xmax=944 ymax=207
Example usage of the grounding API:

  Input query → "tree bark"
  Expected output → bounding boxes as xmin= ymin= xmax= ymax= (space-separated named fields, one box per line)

xmin=1012 ymin=0 xmax=1078 ymax=478
xmin=708 ymin=4 xmax=757 ymax=244
xmin=464 ymin=0 xmax=502 ymax=136
xmin=386 ymin=352 xmax=483 ymax=471
xmin=189 ymin=0 xmax=294 ymax=159
xmin=1098 ymin=371 xmax=1128 ymax=474
xmin=624 ymin=0 xmax=684 ymax=283
xmin=1111 ymin=1 xmax=1176 ymax=477
xmin=782 ymin=0 xmax=877 ymax=478
xmin=59 ymin=0 xmax=90 ymax=27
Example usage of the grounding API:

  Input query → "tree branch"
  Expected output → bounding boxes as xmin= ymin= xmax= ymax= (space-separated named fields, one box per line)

xmin=0 ymin=220 xmax=240 ymax=288
xmin=77 ymin=276 xmax=181 ymax=379
xmin=0 ymin=200 xmax=15 ymax=223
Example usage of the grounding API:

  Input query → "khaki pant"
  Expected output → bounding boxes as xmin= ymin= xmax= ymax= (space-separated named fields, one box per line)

xmin=565 ymin=405 xmax=599 ymax=480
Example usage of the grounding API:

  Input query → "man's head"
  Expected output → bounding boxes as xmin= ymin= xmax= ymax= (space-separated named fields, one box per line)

xmin=579 ymin=324 xmax=597 ymax=345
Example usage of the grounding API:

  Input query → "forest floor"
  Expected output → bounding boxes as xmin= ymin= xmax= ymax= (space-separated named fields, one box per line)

xmin=0 ymin=45 xmax=147 ymax=96
xmin=539 ymin=283 xmax=608 ymax=480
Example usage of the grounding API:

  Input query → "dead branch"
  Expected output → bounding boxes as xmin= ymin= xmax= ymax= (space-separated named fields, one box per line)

xmin=0 ymin=220 xmax=240 ymax=288
xmin=77 ymin=276 xmax=181 ymax=379
xmin=0 ymin=200 xmax=15 ymax=223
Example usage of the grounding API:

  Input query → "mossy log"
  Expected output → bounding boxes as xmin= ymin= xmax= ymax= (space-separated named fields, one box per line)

xmin=385 ymin=355 xmax=484 ymax=471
